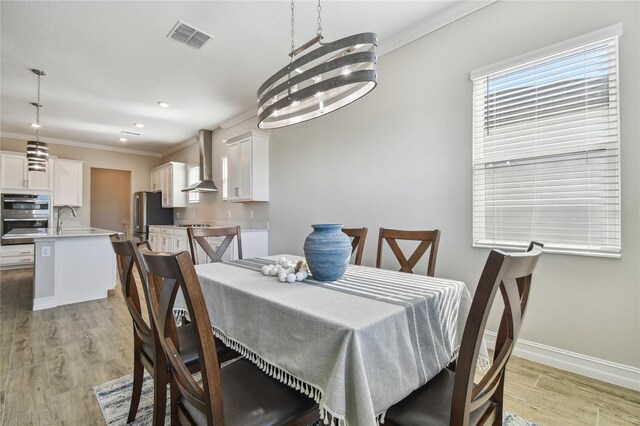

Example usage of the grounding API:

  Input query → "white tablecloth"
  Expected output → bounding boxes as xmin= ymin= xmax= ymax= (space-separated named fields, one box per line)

xmin=174 ymin=255 xmax=484 ymax=426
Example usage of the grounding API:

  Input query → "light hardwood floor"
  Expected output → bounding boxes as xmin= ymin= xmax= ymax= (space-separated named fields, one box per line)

xmin=0 ymin=268 xmax=638 ymax=425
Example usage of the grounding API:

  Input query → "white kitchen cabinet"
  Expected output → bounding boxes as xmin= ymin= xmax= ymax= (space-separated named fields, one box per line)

xmin=0 ymin=244 xmax=34 ymax=270
xmin=53 ymin=159 xmax=84 ymax=206
xmin=225 ymin=130 xmax=269 ymax=202
xmin=148 ymin=232 xmax=160 ymax=251
xmin=172 ymin=228 xmax=188 ymax=253
xmin=150 ymin=169 xmax=162 ymax=192
xmin=0 ymin=151 xmax=53 ymax=191
xmin=150 ymin=162 xmax=187 ymax=208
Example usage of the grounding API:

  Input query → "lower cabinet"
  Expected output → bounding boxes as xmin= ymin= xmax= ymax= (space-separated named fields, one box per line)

xmin=147 ymin=226 xmax=267 ymax=261
xmin=0 ymin=244 xmax=34 ymax=270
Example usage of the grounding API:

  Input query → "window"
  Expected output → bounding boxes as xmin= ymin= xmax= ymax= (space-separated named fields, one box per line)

xmin=187 ymin=166 xmax=199 ymax=203
xmin=471 ymin=25 xmax=621 ymax=257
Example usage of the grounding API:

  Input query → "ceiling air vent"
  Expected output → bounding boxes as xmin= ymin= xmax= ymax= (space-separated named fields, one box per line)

xmin=168 ymin=21 xmax=213 ymax=49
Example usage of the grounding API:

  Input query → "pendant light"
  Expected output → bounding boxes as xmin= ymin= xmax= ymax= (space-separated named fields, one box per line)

xmin=257 ymin=0 xmax=377 ymax=129
xmin=27 ymin=69 xmax=48 ymax=172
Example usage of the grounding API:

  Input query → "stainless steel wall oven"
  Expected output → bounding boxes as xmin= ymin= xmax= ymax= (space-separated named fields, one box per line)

xmin=1 ymin=194 xmax=50 ymax=245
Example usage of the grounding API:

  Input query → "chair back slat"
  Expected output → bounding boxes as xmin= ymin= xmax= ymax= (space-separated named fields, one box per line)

xmin=342 ymin=227 xmax=368 ymax=265
xmin=187 ymin=226 xmax=242 ymax=264
xmin=376 ymin=228 xmax=441 ymax=276
xmin=110 ymin=236 xmax=153 ymax=343
xmin=450 ymin=242 xmax=543 ymax=425
xmin=140 ymin=248 xmax=225 ymax=426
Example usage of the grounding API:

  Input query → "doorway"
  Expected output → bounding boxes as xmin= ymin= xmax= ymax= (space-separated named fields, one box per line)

xmin=90 ymin=168 xmax=131 ymax=233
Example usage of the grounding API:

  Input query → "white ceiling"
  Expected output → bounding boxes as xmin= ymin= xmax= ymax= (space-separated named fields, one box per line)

xmin=1 ymin=1 xmax=482 ymax=154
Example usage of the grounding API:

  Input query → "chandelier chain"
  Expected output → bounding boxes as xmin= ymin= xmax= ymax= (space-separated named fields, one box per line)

xmin=290 ymin=0 xmax=295 ymax=58
xmin=316 ymin=0 xmax=322 ymax=37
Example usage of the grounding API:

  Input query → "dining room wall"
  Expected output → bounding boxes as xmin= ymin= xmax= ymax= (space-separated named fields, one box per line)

xmin=258 ymin=0 xmax=640 ymax=370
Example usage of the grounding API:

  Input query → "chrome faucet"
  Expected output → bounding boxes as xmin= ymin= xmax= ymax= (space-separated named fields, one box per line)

xmin=56 ymin=205 xmax=77 ymax=233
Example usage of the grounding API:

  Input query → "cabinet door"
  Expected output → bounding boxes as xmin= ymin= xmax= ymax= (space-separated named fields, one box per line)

xmin=27 ymin=167 xmax=52 ymax=190
xmin=0 ymin=153 xmax=27 ymax=190
xmin=173 ymin=236 xmax=188 ymax=253
xmin=227 ymin=143 xmax=240 ymax=200
xmin=160 ymin=234 xmax=172 ymax=252
xmin=150 ymin=170 xmax=161 ymax=192
xmin=161 ymin=167 xmax=171 ymax=207
xmin=238 ymin=138 xmax=252 ymax=199
xmin=53 ymin=161 xmax=83 ymax=206
xmin=148 ymin=233 xmax=158 ymax=251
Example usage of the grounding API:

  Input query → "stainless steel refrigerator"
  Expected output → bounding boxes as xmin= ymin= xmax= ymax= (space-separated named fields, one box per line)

xmin=132 ymin=191 xmax=174 ymax=240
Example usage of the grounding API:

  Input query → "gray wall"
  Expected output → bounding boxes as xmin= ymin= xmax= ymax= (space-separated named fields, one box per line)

xmin=262 ymin=1 xmax=639 ymax=367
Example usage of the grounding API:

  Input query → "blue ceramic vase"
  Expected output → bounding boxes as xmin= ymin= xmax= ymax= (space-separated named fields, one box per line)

xmin=303 ymin=224 xmax=351 ymax=281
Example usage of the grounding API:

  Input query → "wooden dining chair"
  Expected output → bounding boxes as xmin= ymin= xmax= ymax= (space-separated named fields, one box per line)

xmin=187 ymin=226 xmax=242 ymax=264
xmin=384 ymin=242 xmax=544 ymax=426
xmin=111 ymin=238 xmax=236 ymax=426
xmin=138 ymin=247 xmax=319 ymax=425
xmin=342 ymin=227 xmax=368 ymax=266
xmin=376 ymin=228 xmax=441 ymax=276
xmin=111 ymin=236 xmax=169 ymax=425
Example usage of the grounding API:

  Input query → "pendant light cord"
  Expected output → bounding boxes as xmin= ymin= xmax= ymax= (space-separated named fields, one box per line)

xmin=36 ymin=72 xmax=41 ymax=142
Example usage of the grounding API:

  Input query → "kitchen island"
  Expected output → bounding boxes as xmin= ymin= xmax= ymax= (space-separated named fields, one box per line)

xmin=6 ymin=227 xmax=118 ymax=310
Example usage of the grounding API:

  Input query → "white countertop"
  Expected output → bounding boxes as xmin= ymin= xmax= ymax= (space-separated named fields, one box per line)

xmin=150 ymin=222 xmax=269 ymax=231
xmin=6 ymin=227 xmax=118 ymax=240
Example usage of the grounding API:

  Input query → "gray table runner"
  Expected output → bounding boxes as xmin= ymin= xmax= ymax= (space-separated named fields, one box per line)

xmin=174 ymin=255 xmax=485 ymax=426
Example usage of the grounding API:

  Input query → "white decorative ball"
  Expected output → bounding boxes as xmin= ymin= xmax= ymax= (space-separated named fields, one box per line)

xmin=261 ymin=265 xmax=271 ymax=275
xmin=278 ymin=257 xmax=287 ymax=265
xmin=286 ymin=273 xmax=297 ymax=283
xmin=295 ymin=272 xmax=305 ymax=282
xmin=269 ymin=267 xmax=279 ymax=276
xmin=278 ymin=269 xmax=288 ymax=279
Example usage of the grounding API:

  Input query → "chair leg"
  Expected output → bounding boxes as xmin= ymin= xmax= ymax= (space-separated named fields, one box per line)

xmin=170 ymin=373 xmax=180 ymax=425
xmin=127 ymin=350 xmax=144 ymax=423
xmin=152 ymin=367 xmax=168 ymax=426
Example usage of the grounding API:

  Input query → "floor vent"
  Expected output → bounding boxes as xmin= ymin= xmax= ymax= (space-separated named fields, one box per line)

xmin=168 ymin=21 xmax=213 ymax=49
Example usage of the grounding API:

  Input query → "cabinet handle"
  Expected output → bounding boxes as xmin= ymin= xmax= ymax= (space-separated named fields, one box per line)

xmin=19 ymin=251 xmax=31 ymax=254
xmin=19 ymin=258 xmax=32 ymax=262
xmin=235 ymin=187 xmax=239 ymax=196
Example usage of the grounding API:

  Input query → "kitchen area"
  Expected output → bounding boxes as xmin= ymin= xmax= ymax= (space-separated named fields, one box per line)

xmin=0 ymin=126 xmax=271 ymax=311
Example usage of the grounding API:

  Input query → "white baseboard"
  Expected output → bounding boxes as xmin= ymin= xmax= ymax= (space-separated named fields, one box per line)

xmin=484 ymin=331 xmax=640 ymax=392
xmin=33 ymin=296 xmax=57 ymax=311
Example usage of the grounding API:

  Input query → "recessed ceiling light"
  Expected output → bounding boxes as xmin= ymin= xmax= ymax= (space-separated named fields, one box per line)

xmin=157 ymin=101 xmax=170 ymax=108
xmin=134 ymin=123 xmax=144 ymax=128
xmin=30 ymin=123 xmax=41 ymax=128
xmin=119 ymin=137 xmax=127 ymax=142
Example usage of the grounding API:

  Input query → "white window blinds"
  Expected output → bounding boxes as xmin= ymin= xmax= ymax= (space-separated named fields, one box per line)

xmin=471 ymin=26 xmax=622 ymax=257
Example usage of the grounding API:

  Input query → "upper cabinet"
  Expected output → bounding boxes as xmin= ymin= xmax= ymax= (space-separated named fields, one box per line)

xmin=225 ymin=130 xmax=269 ymax=202
xmin=0 ymin=151 xmax=53 ymax=191
xmin=53 ymin=159 xmax=84 ymax=206
xmin=150 ymin=162 xmax=187 ymax=208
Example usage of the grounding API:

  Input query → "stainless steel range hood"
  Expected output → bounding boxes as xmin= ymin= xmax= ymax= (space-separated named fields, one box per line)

xmin=182 ymin=129 xmax=218 ymax=192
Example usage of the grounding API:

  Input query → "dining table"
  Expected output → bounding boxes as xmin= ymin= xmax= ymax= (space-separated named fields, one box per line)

xmin=173 ymin=255 xmax=487 ymax=426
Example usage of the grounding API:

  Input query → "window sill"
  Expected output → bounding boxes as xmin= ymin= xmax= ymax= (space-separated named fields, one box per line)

xmin=472 ymin=241 xmax=621 ymax=259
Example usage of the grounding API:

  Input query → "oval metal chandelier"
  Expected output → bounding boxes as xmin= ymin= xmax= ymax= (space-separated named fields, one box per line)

xmin=257 ymin=0 xmax=378 ymax=130
xmin=27 ymin=69 xmax=49 ymax=172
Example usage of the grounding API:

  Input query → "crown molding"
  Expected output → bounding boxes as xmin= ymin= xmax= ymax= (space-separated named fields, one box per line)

xmin=0 ymin=132 xmax=163 ymax=157
xmin=220 ymin=109 xmax=258 ymax=130
xmin=161 ymin=136 xmax=198 ymax=157
xmin=377 ymin=0 xmax=497 ymax=57
xmin=215 ymin=0 xmax=497 ymax=133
